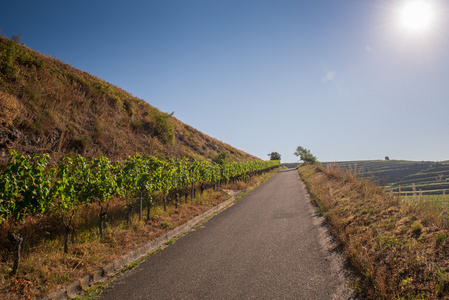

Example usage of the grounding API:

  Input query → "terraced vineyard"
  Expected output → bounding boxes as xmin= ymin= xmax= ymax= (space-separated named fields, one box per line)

xmin=323 ymin=160 xmax=449 ymax=195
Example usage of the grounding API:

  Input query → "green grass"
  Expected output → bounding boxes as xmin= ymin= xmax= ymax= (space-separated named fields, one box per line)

xmin=0 ymin=33 xmax=259 ymax=165
xmin=323 ymin=160 xmax=449 ymax=195
xmin=0 ymin=167 xmax=281 ymax=300
xmin=299 ymin=163 xmax=449 ymax=299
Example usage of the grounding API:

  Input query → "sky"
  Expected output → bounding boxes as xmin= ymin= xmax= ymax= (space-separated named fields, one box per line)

xmin=1 ymin=0 xmax=449 ymax=163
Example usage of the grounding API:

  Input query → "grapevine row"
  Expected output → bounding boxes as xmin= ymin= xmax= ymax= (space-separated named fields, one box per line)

xmin=0 ymin=150 xmax=279 ymax=274
xmin=1 ymin=151 xmax=279 ymax=224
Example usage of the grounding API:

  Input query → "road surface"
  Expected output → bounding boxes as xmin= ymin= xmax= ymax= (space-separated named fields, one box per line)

xmin=100 ymin=168 xmax=353 ymax=299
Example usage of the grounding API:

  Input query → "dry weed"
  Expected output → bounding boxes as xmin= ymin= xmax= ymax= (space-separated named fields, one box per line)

xmin=298 ymin=163 xmax=449 ymax=299
xmin=0 ymin=90 xmax=22 ymax=126
xmin=0 ymin=168 xmax=279 ymax=299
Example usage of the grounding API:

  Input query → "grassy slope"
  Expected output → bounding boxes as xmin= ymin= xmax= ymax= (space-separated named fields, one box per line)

xmin=298 ymin=163 xmax=449 ymax=299
xmin=0 ymin=34 xmax=266 ymax=299
xmin=0 ymin=35 xmax=257 ymax=165
xmin=391 ymin=162 xmax=449 ymax=194
xmin=324 ymin=160 xmax=449 ymax=195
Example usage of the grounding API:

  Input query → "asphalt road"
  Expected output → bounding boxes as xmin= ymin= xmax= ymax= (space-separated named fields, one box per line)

xmin=100 ymin=168 xmax=353 ymax=299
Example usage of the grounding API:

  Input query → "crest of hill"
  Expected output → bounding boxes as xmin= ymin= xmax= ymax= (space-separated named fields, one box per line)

xmin=0 ymin=35 xmax=258 ymax=164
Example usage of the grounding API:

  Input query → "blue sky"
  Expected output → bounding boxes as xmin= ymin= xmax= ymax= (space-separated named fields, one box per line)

xmin=1 ymin=0 xmax=448 ymax=162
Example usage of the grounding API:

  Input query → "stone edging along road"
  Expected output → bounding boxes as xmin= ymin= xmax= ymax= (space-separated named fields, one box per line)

xmin=42 ymin=193 xmax=239 ymax=300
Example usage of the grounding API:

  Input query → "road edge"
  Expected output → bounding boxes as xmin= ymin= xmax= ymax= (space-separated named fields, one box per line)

xmin=42 ymin=168 xmax=282 ymax=300
xmin=42 ymin=195 xmax=237 ymax=300
xmin=297 ymin=171 xmax=358 ymax=299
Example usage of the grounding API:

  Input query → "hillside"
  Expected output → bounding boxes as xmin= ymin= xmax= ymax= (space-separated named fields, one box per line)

xmin=323 ymin=160 xmax=449 ymax=195
xmin=389 ymin=161 xmax=449 ymax=194
xmin=281 ymin=162 xmax=299 ymax=168
xmin=0 ymin=34 xmax=258 ymax=164
xmin=298 ymin=163 xmax=449 ymax=299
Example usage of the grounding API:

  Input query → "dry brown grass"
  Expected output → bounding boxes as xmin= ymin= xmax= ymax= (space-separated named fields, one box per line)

xmin=0 ymin=91 xmax=23 ymax=127
xmin=298 ymin=163 xmax=449 ymax=299
xmin=0 ymin=34 xmax=258 ymax=164
xmin=0 ymin=192 xmax=226 ymax=299
xmin=0 ymin=168 xmax=279 ymax=300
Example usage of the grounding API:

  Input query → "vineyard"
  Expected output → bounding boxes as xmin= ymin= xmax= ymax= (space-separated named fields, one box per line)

xmin=0 ymin=150 xmax=279 ymax=298
xmin=323 ymin=160 xmax=449 ymax=195
xmin=0 ymin=34 xmax=279 ymax=299
xmin=301 ymin=163 xmax=449 ymax=299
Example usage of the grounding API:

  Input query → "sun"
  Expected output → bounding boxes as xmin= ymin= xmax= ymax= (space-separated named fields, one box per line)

xmin=400 ymin=1 xmax=434 ymax=31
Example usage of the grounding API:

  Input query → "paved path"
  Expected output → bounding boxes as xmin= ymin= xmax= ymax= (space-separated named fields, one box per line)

xmin=100 ymin=169 xmax=353 ymax=299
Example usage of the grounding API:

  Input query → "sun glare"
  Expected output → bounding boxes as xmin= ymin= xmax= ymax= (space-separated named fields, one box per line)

xmin=400 ymin=1 xmax=434 ymax=31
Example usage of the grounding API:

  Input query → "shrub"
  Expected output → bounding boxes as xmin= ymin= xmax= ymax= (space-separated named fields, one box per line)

xmin=213 ymin=152 xmax=229 ymax=165
xmin=150 ymin=109 xmax=175 ymax=145
xmin=411 ymin=221 xmax=423 ymax=237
